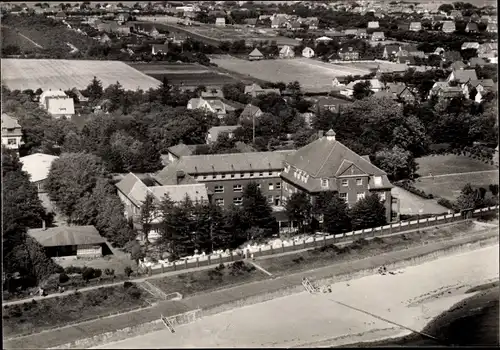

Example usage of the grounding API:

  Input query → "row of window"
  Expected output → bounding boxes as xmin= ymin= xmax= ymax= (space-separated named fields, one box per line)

xmin=214 ymin=182 xmax=282 ymax=193
xmin=197 ymin=171 xmax=280 ymax=181
xmin=339 ymin=192 xmax=386 ymax=202
xmin=214 ymin=195 xmax=281 ymax=206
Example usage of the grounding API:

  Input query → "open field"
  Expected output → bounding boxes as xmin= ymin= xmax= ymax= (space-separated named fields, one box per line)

xmin=257 ymin=221 xmax=481 ymax=276
xmin=414 ymin=171 xmax=499 ymax=201
xmin=1 ymin=26 xmax=43 ymax=51
xmin=209 ymin=56 xmax=372 ymax=92
xmin=128 ymin=62 xmax=241 ymax=88
xmin=3 ymin=283 xmax=149 ymax=338
xmin=93 ymin=244 xmax=499 ymax=348
xmin=1 ymin=59 xmax=162 ymax=91
xmin=416 ymin=155 xmax=498 ymax=177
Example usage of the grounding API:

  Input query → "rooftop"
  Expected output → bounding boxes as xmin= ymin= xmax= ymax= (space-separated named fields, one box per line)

xmin=20 ymin=153 xmax=59 ymax=183
xmin=28 ymin=225 xmax=105 ymax=247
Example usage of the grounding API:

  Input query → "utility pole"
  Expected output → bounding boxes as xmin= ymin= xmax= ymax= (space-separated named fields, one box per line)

xmin=252 ymin=110 xmax=256 ymax=144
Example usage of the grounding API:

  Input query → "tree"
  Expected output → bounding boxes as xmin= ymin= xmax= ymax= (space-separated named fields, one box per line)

xmin=374 ymin=146 xmax=417 ymax=181
xmin=350 ymin=193 xmax=387 ymax=230
xmin=285 ymin=192 xmax=312 ymax=234
xmin=85 ymin=76 xmax=104 ymax=102
xmin=140 ymin=193 xmax=157 ymax=245
xmin=454 ymin=183 xmax=481 ymax=211
xmin=242 ymin=182 xmax=278 ymax=240
xmin=438 ymin=4 xmax=454 ymax=14
xmin=352 ymin=80 xmax=373 ymax=100
xmin=489 ymin=184 xmax=499 ymax=197
xmin=322 ymin=194 xmax=351 ymax=235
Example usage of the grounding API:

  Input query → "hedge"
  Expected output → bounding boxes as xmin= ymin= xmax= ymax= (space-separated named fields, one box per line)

xmin=395 ymin=180 xmax=434 ymax=199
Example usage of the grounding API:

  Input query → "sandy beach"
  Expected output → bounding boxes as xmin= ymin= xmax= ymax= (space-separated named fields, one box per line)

xmin=93 ymin=244 xmax=499 ymax=349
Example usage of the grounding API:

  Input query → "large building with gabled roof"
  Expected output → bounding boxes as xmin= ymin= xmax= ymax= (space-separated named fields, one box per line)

xmin=280 ymin=129 xmax=393 ymax=221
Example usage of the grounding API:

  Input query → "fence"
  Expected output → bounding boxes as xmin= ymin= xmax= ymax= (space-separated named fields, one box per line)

xmin=146 ymin=206 xmax=499 ymax=276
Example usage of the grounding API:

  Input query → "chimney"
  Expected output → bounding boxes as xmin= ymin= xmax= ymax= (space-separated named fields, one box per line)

xmin=176 ymin=170 xmax=185 ymax=184
xmin=318 ymin=130 xmax=324 ymax=138
xmin=42 ymin=219 xmax=46 ymax=231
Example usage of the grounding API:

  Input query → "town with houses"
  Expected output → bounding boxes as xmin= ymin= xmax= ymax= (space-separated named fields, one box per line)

xmin=1 ymin=0 xmax=499 ymax=348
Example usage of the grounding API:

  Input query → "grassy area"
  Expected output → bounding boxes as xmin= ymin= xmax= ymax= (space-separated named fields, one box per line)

xmin=149 ymin=261 xmax=267 ymax=297
xmin=257 ymin=221 xmax=480 ymax=276
xmin=416 ymin=155 xmax=497 ymax=177
xmin=3 ymin=283 xmax=149 ymax=338
xmin=1 ymin=26 xmax=42 ymax=51
xmin=413 ymin=171 xmax=499 ymax=201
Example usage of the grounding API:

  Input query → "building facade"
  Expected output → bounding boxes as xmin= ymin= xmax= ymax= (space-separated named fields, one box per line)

xmin=1 ymin=113 xmax=23 ymax=151
xmin=280 ymin=130 xmax=393 ymax=222
xmin=155 ymin=151 xmax=295 ymax=209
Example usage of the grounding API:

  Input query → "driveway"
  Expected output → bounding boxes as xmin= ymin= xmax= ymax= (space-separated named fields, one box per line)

xmin=392 ymin=186 xmax=449 ymax=215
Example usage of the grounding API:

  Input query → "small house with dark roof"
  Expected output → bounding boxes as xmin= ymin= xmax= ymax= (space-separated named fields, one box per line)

xmin=396 ymin=56 xmax=416 ymax=65
xmin=344 ymin=28 xmax=358 ymax=36
xmin=240 ymin=104 xmax=263 ymax=121
xmin=206 ymin=125 xmax=240 ymax=144
xmin=383 ymin=44 xmax=401 ymax=59
xmin=385 ymin=83 xmax=416 ymax=103
xmin=447 ymin=69 xmax=478 ymax=84
xmin=280 ymin=129 xmax=393 ymax=221
xmin=409 ymin=22 xmax=422 ymax=31
xmin=468 ymin=57 xmax=487 ymax=68
xmin=244 ymin=18 xmax=258 ymax=27
xmin=248 ymin=48 xmax=264 ymax=61
xmin=371 ymin=31 xmax=385 ymax=41
xmin=152 ymin=44 xmax=169 ymax=55
xmin=164 ymin=143 xmax=199 ymax=164
xmin=442 ymin=51 xmax=462 ymax=62
xmin=2 ymin=113 xmax=23 ymax=151
xmin=442 ymin=21 xmax=456 ymax=33
xmin=438 ymin=86 xmax=463 ymax=99
xmin=450 ymin=10 xmax=462 ymax=20
xmin=356 ymin=28 xmax=368 ymax=39
xmin=28 ymin=225 xmax=108 ymax=258
xmin=398 ymin=23 xmax=410 ymax=31
xmin=465 ymin=22 xmax=478 ymax=33
xmin=451 ymin=60 xmax=467 ymax=71
xmin=487 ymin=22 xmax=497 ymax=33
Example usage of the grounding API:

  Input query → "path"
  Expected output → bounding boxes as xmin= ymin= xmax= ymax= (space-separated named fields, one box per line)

xmin=1 ymin=25 xmax=44 ymax=48
xmin=1 ymin=220 xmax=474 ymax=306
xmin=392 ymin=186 xmax=449 ymax=215
xmin=418 ymin=169 xmax=499 ymax=179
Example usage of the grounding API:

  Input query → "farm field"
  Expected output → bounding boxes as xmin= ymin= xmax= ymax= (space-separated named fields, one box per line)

xmin=416 ymin=155 xmax=498 ymax=177
xmin=209 ymin=56 xmax=371 ymax=92
xmin=1 ymin=26 xmax=43 ymax=51
xmin=1 ymin=59 xmax=162 ymax=91
xmin=128 ymin=62 xmax=241 ymax=88
xmin=413 ymin=171 xmax=499 ymax=201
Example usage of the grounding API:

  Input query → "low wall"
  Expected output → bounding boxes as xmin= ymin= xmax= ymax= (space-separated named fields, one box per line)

xmin=52 ymin=309 xmax=202 ymax=349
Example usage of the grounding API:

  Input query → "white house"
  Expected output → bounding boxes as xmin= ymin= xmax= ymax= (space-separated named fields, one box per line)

xmin=39 ymin=90 xmax=75 ymax=119
xmin=20 ymin=153 xmax=59 ymax=193
xmin=215 ymin=17 xmax=226 ymax=27
xmin=315 ymin=36 xmax=333 ymax=43
xmin=341 ymin=79 xmax=384 ymax=97
xmin=302 ymin=47 xmax=315 ymax=58
xmin=187 ymin=97 xmax=226 ymax=118
xmin=279 ymin=45 xmax=295 ymax=59
xmin=1 ymin=113 xmax=23 ymax=151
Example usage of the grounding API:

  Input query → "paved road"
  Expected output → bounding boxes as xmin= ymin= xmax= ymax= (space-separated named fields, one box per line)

xmin=417 ymin=169 xmax=499 ymax=179
xmin=2 ymin=220 xmax=474 ymax=307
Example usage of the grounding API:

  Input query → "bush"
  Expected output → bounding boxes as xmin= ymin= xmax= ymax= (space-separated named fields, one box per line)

xmin=438 ymin=198 xmax=455 ymax=210
xmin=82 ymin=267 xmax=97 ymax=281
xmin=104 ymin=268 xmax=115 ymax=276
xmin=124 ymin=266 xmax=133 ymax=277
xmin=65 ymin=266 xmax=83 ymax=274
xmin=395 ymin=180 xmax=434 ymax=199
xmin=94 ymin=269 xmax=102 ymax=278
xmin=123 ymin=281 xmax=134 ymax=289
xmin=59 ymin=273 xmax=69 ymax=284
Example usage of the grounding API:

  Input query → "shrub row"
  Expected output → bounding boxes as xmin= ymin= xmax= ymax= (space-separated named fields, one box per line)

xmin=429 ymin=145 xmax=495 ymax=165
xmin=395 ymin=180 xmax=434 ymax=199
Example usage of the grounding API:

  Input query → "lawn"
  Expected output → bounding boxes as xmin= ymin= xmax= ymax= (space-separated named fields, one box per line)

xmin=413 ymin=171 xmax=499 ymax=201
xmin=416 ymin=155 xmax=497 ymax=177
xmin=257 ymin=221 xmax=480 ymax=276
xmin=3 ymin=283 xmax=149 ymax=338
xmin=1 ymin=26 xmax=43 ymax=51
xmin=1 ymin=58 xmax=162 ymax=91
xmin=149 ymin=261 xmax=268 ymax=297
xmin=209 ymin=56 xmax=371 ymax=92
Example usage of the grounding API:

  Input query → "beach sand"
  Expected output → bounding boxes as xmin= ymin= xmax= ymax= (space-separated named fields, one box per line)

xmin=93 ymin=244 xmax=499 ymax=349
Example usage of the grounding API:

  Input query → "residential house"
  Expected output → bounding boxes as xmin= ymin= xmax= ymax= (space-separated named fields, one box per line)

xmin=99 ymin=34 xmax=111 ymax=44
xmin=285 ymin=20 xmax=302 ymax=31
xmin=468 ymin=57 xmax=487 ymax=68
xmin=152 ymin=44 xmax=169 ymax=55
xmin=451 ymin=60 xmax=467 ymax=70
xmin=461 ymin=42 xmax=480 ymax=51
xmin=148 ymin=26 xmax=160 ymax=38
xmin=116 ymin=25 xmax=132 ymax=35
xmin=428 ymin=81 xmax=449 ymax=98
xmin=244 ymin=18 xmax=257 ymax=27
xmin=215 ymin=17 xmax=226 ymax=27
xmin=302 ymin=47 xmax=315 ymax=58
xmin=382 ymin=44 xmax=401 ymax=59
xmin=398 ymin=23 xmax=410 ymax=31
xmin=97 ymin=21 xmax=118 ymax=32
xmin=385 ymin=83 xmax=416 ymax=103
xmin=477 ymin=43 xmax=498 ymax=61
xmin=55 ymin=11 xmax=66 ymax=20
xmin=306 ymin=17 xmax=319 ymax=29
xmin=155 ymin=151 xmax=295 ymax=209
xmin=164 ymin=143 xmax=199 ymax=164
xmin=332 ymin=76 xmax=348 ymax=87
xmin=279 ymin=45 xmax=295 ymax=59
xmin=465 ymin=79 xmax=496 ymax=102
xmin=116 ymin=12 xmax=130 ymax=23
xmin=487 ymin=22 xmax=497 ymax=33
xmin=239 ymin=104 xmax=263 ymax=121
xmin=367 ymin=21 xmax=379 ymax=29
xmin=447 ymin=69 xmax=478 ymax=84
xmin=438 ymin=86 xmax=464 ymax=99
xmin=310 ymin=96 xmax=352 ymax=115
xmin=28 ymin=225 xmax=107 ymax=258
xmin=206 ymin=125 xmax=240 ymax=144
xmin=20 ymin=153 xmax=59 ymax=192
xmin=39 ymin=90 xmax=75 ymax=119
xmin=434 ymin=47 xmax=446 ymax=56
xmin=442 ymin=50 xmax=462 ymax=62
xmin=248 ymin=48 xmax=264 ymax=60
xmin=187 ymin=97 xmax=226 ymax=118
xmin=396 ymin=45 xmax=425 ymax=58
xmin=315 ymin=36 xmax=333 ymax=43
xmin=450 ymin=10 xmax=463 ymax=20
xmin=371 ymin=31 xmax=385 ymax=41
xmin=442 ymin=21 xmax=456 ymax=33
xmin=271 ymin=16 xmax=287 ymax=29
xmin=344 ymin=28 xmax=358 ymax=36
xmin=244 ymin=84 xmax=280 ymax=98
xmin=409 ymin=22 xmax=422 ymax=31
xmin=1 ymin=113 xmax=23 ymax=151
xmin=356 ymin=28 xmax=368 ymax=39
xmin=480 ymin=15 xmax=492 ymax=24
xmin=470 ymin=13 xmax=481 ymax=22
xmin=396 ymin=55 xmax=416 ymax=65
xmin=465 ymin=22 xmax=478 ymax=33
xmin=338 ymin=46 xmax=359 ymax=61
xmin=280 ymin=129 xmax=393 ymax=222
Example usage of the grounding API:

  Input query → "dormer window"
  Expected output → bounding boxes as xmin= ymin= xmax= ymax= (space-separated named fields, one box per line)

xmin=374 ymin=176 xmax=382 ymax=186
xmin=321 ymin=178 xmax=329 ymax=187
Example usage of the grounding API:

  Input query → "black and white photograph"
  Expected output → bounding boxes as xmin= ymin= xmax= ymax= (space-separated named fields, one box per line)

xmin=1 ymin=0 xmax=498 ymax=348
